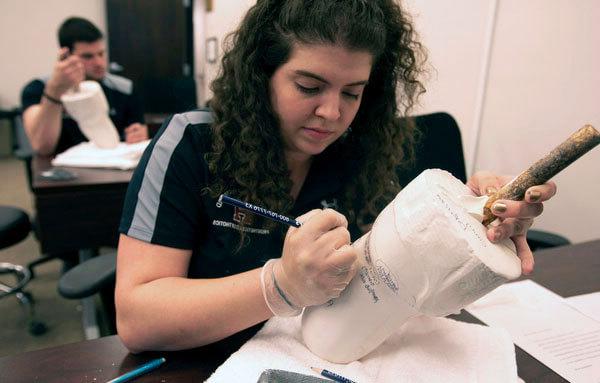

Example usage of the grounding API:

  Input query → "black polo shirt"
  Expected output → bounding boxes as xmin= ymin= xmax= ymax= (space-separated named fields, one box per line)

xmin=21 ymin=73 xmax=144 ymax=154
xmin=119 ymin=109 xmax=362 ymax=279
xmin=118 ymin=109 xmax=366 ymax=353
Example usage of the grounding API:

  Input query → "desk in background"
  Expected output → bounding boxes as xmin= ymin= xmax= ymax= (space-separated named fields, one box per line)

xmin=31 ymin=155 xmax=133 ymax=254
xmin=30 ymin=156 xmax=133 ymax=338
xmin=1 ymin=239 xmax=598 ymax=383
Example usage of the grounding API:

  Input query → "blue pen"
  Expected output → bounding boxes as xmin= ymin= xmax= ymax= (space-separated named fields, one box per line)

xmin=217 ymin=194 xmax=302 ymax=228
xmin=106 ymin=357 xmax=166 ymax=383
xmin=311 ymin=367 xmax=357 ymax=383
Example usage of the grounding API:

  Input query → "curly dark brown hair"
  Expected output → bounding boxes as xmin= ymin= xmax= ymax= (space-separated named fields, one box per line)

xmin=207 ymin=0 xmax=426 ymax=231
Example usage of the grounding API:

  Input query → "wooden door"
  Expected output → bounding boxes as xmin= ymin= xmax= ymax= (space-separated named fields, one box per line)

xmin=106 ymin=0 xmax=196 ymax=114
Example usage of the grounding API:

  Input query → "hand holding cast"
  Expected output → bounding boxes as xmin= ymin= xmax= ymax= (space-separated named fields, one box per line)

xmin=467 ymin=171 xmax=557 ymax=274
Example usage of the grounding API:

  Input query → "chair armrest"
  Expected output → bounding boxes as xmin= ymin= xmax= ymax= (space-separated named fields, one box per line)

xmin=58 ymin=253 xmax=116 ymax=299
xmin=527 ymin=229 xmax=570 ymax=252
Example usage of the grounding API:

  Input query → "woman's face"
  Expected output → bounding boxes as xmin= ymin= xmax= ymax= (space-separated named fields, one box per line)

xmin=269 ymin=43 xmax=373 ymax=163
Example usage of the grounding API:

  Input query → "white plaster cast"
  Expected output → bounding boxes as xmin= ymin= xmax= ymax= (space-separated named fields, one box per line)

xmin=61 ymin=81 xmax=119 ymax=149
xmin=302 ymin=169 xmax=521 ymax=363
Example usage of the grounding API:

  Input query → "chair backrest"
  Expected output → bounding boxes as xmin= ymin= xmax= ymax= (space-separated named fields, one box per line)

xmin=11 ymin=113 xmax=34 ymax=191
xmin=139 ymin=76 xmax=197 ymax=114
xmin=0 ymin=205 xmax=31 ymax=249
xmin=398 ymin=112 xmax=467 ymax=187
xmin=12 ymin=113 xmax=33 ymax=161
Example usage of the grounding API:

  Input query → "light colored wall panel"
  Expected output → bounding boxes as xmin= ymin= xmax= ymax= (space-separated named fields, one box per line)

xmin=199 ymin=0 xmax=255 ymax=102
xmin=0 ymin=0 xmax=106 ymax=108
xmin=405 ymin=0 xmax=495 ymax=173
xmin=476 ymin=0 xmax=600 ymax=243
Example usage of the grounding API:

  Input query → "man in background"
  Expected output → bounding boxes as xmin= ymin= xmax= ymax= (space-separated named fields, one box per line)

xmin=21 ymin=17 xmax=148 ymax=155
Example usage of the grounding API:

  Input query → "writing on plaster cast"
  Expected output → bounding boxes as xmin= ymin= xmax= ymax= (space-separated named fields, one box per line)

xmin=358 ymin=233 xmax=401 ymax=304
xmin=359 ymin=233 xmax=379 ymax=303
xmin=435 ymin=193 xmax=488 ymax=247
xmin=377 ymin=261 xmax=400 ymax=293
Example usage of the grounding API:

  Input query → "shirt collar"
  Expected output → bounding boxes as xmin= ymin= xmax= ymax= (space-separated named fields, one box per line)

xmin=292 ymin=147 xmax=348 ymax=214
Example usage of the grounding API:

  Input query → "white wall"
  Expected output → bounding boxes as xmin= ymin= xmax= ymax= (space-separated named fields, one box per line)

xmin=195 ymin=0 xmax=255 ymax=104
xmin=476 ymin=0 xmax=600 ymax=243
xmin=405 ymin=0 xmax=497 ymax=174
xmin=0 ymin=0 xmax=106 ymax=108
xmin=409 ymin=0 xmax=599 ymax=243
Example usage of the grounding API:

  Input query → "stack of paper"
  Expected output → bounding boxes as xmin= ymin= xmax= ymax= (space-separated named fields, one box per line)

xmin=466 ymin=280 xmax=600 ymax=382
xmin=567 ymin=291 xmax=600 ymax=322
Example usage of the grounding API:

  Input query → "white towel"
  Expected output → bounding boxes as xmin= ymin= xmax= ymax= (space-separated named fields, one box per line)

xmin=207 ymin=315 xmax=518 ymax=383
xmin=51 ymin=140 xmax=150 ymax=170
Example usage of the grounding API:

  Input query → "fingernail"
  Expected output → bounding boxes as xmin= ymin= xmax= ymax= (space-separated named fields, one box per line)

xmin=528 ymin=190 xmax=541 ymax=202
xmin=486 ymin=186 xmax=498 ymax=195
xmin=492 ymin=202 xmax=507 ymax=213
xmin=522 ymin=260 xmax=534 ymax=275
xmin=492 ymin=229 xmax=502 ymax=242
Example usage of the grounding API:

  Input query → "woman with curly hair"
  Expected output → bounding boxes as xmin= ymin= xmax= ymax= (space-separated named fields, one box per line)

xmin=116 ymin=0 xmax=555 ymax=353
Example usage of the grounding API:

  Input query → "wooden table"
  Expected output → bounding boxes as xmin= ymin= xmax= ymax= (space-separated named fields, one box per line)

xmin=2 ymin=240 xmax=598 ymax=383
xmin=0 ymin=335 xmax=227 ymax=383
xmin=31 ymin=156 xmax=133 ymax=254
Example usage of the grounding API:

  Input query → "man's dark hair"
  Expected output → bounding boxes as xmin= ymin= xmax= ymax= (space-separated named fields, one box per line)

xmin=58 ymin=17 xmax=103 ymax=51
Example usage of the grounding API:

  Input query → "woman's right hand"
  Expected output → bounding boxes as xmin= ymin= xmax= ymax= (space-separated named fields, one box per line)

xmin=261 ymin=209 xmax=358 ymax=316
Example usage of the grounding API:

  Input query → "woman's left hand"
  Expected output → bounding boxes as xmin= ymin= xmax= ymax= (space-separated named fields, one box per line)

xmin=467 ymin=171 xmax=557 ymax=275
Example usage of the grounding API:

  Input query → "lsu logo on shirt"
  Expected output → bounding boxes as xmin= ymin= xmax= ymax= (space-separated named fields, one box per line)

xmin=233 ymin=206 xmax=248 ymax=224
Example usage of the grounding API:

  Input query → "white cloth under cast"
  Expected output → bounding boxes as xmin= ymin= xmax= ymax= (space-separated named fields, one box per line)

xmin=207 ymin=315 xmax=518 ymax=383
xmin=51 ymin=140 xmax=150 ymax=170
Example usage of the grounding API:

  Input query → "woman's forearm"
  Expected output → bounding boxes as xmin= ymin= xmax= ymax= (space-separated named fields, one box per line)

xmin=115 ymin=268 xmax=272 ymax=353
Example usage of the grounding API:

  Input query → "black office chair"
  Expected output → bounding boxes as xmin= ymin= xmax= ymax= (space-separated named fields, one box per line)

xmin=139 ymin=76 xmax=197 ymax=114
xmin=58 ymin=251 xmax=116 ymax=335
xmin=0 ymin=205 xmax=47 ymax=335
xmin=57 ymin=111 xmax=570 ymax=336
xmin=11 ymin=110 xmax=34 ymax=189
xmin=10 ymin=110 xmax=80 ymax=277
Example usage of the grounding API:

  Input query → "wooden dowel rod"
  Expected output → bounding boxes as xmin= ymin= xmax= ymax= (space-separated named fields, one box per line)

xmin=482 ymin=124 xmax=600 ymax=226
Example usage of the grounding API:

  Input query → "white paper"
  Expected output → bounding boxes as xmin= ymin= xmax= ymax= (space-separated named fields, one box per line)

xmin=51 ymin=140 xmax=150 ymax=170
xmin=466 ymin=280 xmax=600 ymax=383
xmin=567 ymin=292 xmax=600 ymax=322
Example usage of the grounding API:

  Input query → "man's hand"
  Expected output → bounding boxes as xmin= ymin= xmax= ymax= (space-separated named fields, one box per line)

xmin=124 ymin=123 xmax=149 ymax=143
xmin=45 ymin=48 xmax=85 ymax=98
xmin=467 ymin=171 xmax=557 ymax=275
